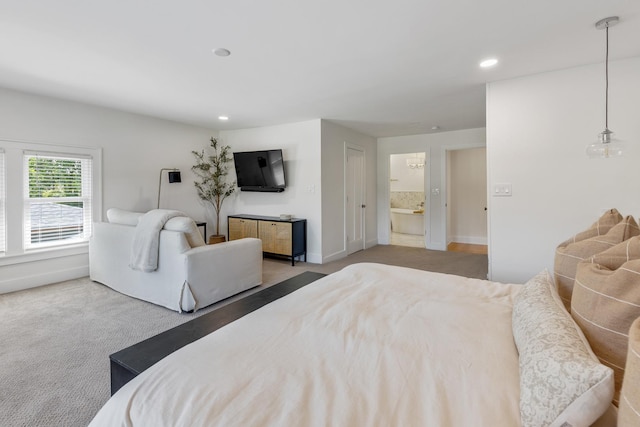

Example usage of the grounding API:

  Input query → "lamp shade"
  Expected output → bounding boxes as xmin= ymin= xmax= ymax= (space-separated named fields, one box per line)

xmin=586 ymin=130 xmax=623 ymax=158
xmin=168 ymin=171 xmax=182 ymax=183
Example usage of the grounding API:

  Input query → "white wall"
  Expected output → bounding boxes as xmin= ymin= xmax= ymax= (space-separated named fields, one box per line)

xmin=448 ymin=147 xmax=487 ymax=245
xmin=321 ymin=120 xmax=377 ymax=262
xmin=219 ymin=120 xmax=323 ymax=263
xmin=377 ymin=128 xmax=486 ymax=250
xmin=0 ymin=87 xmax=217 ymax=293
xmin=390 ymin=153 xmax=425 ymax=192
xmin=487 ymin=56 xmax=640 ymax=283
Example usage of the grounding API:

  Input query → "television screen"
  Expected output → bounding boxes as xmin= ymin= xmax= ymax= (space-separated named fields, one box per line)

xmin=233 ymin=149 xmax=286 ymax=192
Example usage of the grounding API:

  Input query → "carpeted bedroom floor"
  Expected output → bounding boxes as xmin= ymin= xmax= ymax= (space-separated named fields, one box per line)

xmin=0 ymin=245 xmax=487 ymax=427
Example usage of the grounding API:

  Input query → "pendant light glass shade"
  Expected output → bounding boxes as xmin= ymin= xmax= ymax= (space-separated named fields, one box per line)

xmin=586 ymin=130 xmax=623 ymax=158
xmin=587 ymin=16 xmax=623 ymax=158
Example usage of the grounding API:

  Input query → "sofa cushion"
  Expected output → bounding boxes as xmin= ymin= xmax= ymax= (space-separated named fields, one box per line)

xmin=554 ymin=213 xmax=637 ymax=311
xmin=619 ymin=316 xmax=640 ymax=426
xmin=571 ymin=236 xmax=640 ymax=405
xmin=512 ymin=270 xmax=614 ymax=427
xmin=165 ymin=217 xmax=206 ymax=248
xmin=106 ymin=208 xmax=144 ymax=226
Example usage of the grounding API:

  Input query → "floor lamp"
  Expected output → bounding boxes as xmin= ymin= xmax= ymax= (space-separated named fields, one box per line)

xmin=157 ymin=168 xmax=181 ymax=209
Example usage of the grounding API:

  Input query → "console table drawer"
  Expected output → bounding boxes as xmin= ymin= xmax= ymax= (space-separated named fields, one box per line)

xmin=229 ymin=217 xmax=258 ymax=240
xmin=228 ymin=214 xmax=307 ymax=265
xmin=259 ymin=221 xmax=292 ymax=255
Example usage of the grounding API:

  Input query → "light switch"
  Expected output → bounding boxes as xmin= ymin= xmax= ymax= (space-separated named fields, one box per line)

xmin=492 ymin=183 xmax=512 ymax=197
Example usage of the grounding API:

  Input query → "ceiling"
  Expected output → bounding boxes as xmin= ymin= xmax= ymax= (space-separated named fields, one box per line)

xmin=1 ymin=1 xmax=639 ymax=138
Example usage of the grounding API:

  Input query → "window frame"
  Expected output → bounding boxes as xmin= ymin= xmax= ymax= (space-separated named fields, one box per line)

xmin=23 ymin=151 xmax=93 ymax=250
xmin=0 ymin=149 xmax=5 ymax=255
xmin=0 ymin=139 xmax=102 ymax=265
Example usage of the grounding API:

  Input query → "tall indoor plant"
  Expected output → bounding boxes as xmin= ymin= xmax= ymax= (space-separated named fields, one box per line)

xmin=191 ymin=137 xmax=236 ymax=242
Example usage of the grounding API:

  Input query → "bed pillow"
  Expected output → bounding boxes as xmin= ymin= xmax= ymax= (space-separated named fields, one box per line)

xmin=554 ymin=214 xmax=638 ymax=311
xmin=571 ymin=236 xmax=640 ymax=405
xmin=558 ymin=209 xmax=623 ymax=247
xmin=164 ymin=217 xmax=206 ymax=248
xmin=618 ymin=317 xmax=640 ymax=427
xmin=512 ymin=270 xmax=614 ymax=427
xmin=106 ymin=208 xmax=144 ymax=226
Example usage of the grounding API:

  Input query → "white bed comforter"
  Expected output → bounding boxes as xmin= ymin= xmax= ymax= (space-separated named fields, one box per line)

xmin=90 ymin=263 xmax=522 ymax=427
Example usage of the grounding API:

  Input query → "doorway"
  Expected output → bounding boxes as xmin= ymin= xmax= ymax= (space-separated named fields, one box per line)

xmin=345 ymin=145 xmax=365 ymax=255
xmin=445 ymin=147 xmax=487 ymax=254
xmin=389 ymin=153 xmax=426 ymax=248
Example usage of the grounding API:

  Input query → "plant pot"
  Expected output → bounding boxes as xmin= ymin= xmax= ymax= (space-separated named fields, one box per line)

xmin=208 ymin=235 xmax=226 ymax=245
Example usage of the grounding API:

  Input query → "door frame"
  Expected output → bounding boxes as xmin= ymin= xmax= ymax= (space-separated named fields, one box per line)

xmin=344 ymin=142 xmax=366 ymax=254
xmin=379 ymin=149 xmax=431 ymax=248
xmin=388 ymin=152 xmax=427 ymax=248
xmin=441 ymin=144 xmax=487 ymax=250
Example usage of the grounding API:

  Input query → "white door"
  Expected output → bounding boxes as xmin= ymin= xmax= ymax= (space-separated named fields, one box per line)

xmin=346 ymin=146 xmax=365 ymax=254
xmin=447 ymin=147 xmax=487 ymax=246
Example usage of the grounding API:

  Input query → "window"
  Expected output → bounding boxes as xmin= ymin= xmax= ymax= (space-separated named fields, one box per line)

xmin=23 ymin=152 xmax=93 ymax=249
xmin=0 ymin=140 xmax=100 ymax=261
xmin=0 ymin=149 xmax=5 ymax=254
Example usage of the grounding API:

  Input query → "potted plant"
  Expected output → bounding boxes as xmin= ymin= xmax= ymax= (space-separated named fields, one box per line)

xmin=191 ymin=137 xmax=236 ymax=244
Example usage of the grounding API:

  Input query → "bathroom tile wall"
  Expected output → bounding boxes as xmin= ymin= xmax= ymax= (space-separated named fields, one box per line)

xmin=390 ymin=191 xmax=425 ymax=209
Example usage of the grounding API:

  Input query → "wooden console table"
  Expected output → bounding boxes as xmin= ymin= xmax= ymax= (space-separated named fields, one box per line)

xmin=228 ymin=214 xmax=307 ymax=265
xmin=109 ymin=271 xmax=325 ymax=395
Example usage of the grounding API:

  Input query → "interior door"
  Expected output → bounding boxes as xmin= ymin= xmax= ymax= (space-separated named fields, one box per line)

xmin=447 ymin=147 xmax=487 ymax=247
xmin=346 ymin=146 xmax=365 ymax=254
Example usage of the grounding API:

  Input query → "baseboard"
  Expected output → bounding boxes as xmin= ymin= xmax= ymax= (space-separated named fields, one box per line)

xmin=365 ymin=238 xmax=378 ymax=249
xmin=305 ymin=252 xmax=322 ymax=264
xmin=322 ymin=249 xmax=347 ymax=264
xmin=449 ymin=236 xmax=488 ymax=245
xmin=0 ymin=265 xmax=89 ymax=294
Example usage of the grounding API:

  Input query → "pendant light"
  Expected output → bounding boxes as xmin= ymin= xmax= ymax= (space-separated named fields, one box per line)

xmin=406 ymin=153 xmax=425 ymax=169
xmin=586 ymin=16 xmax=623 ymax=158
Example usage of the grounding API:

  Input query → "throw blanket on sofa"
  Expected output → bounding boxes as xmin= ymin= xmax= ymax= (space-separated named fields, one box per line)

xmin=129 ymin=209 xmax=186 ymax=272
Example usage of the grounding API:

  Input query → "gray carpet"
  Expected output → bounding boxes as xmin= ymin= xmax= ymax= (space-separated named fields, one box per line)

xmin=0 ymin=245 xmax=486 ymax=427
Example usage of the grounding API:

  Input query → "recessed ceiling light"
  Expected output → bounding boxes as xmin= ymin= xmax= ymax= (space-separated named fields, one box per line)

xmin=218 ymin=116 xmax=229 ymax=121
xmin=213 ymin=48 xmax=231 ymax=57
xmin=431 ymin=126 xmax=440 ymax=130
xmin=480 ymin=58 xmax=498 ymax=68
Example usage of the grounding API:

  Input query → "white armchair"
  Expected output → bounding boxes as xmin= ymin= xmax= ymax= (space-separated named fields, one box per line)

xmin=89 ymin=209 xmax=262 ymax=312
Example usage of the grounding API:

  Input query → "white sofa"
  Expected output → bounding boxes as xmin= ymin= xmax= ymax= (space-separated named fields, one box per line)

xmin=89 ymin=209 xmax=263 ymax=312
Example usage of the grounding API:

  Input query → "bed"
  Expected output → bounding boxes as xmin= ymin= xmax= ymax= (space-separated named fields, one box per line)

xmin=89 ymin=262 xmax=623 ymax=427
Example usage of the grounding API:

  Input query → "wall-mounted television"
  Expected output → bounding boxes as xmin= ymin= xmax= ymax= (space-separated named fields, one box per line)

xmin=233 ymin=149 xmax=286 ymax=192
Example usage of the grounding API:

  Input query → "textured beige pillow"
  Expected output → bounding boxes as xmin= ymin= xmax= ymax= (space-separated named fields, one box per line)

xmin=512 ymin=270 xmax=614 ymax=427
xmin=558 ymin=209 xmax=623 ymax=246
xmin=619 ymin=317 xmax=640 ymax=426
xmin=571 ymin=236 xmax=640 ymax=405
xmin=555 ymin=214 xmax=638 ymax=311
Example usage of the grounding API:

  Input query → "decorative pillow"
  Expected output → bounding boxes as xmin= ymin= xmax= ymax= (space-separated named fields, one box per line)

xmin=618 ymin=317 xmax=640 ymax=426
xmin=558 ymin=209 xmax=623 ymax=247
xmin=512 ymin=270 xmax=614 ymax=427
xmin=164 ymin=217 xmax=206 ymax=248
xmin=106 ymin=208 xmax=144 ymax=226
xmin=554 ymin=213 xmax=638 ymax=311
xmin=571 ymin=236 xmax=640 ymax=405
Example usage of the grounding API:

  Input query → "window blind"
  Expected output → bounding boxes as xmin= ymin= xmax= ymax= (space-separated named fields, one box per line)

xmin=23 ymin=152 xmax=92 ymax=249
xmin=0 ymin=149 xmax=5 ymax=254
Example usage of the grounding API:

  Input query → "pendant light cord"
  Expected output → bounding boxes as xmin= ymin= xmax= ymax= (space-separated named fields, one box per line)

xmin=605 ymin=25 xmax=609 ymax=130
